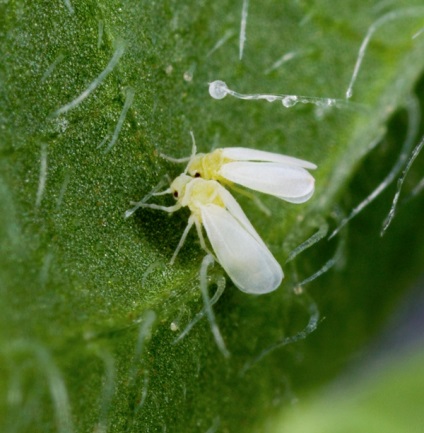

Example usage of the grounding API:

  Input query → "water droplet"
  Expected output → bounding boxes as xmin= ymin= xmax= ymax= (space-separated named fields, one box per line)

xmin=282 ymin=96 xmax=298 ymax=107
xmin=209 ymin=80 xmax=228 ymax=100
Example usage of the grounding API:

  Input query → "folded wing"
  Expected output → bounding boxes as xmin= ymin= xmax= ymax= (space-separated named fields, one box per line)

xmin=221 ymin=147 xmax=317 ymax=170
xmin=220 ymin=161 xmax=315 ymax=203
xmin=201 ymin=203 xmax=283 ymax=294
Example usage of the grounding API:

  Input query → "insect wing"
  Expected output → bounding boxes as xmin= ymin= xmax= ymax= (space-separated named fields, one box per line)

xmin=221 ymin=147 xmax=317 ymax=170
xmin=218 ymin=184 xmax=268 ymax=246
xmin=220 ymin=161 xmax=315 ymax=203
xmin=201 ymin=203 xmax=283 ymax=294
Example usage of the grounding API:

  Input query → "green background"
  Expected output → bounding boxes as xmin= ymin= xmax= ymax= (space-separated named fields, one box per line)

xmin=1 ymin=1 xmax=424 ymax=432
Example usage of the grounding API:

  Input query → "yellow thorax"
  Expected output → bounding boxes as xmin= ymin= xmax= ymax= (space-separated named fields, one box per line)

xmin=187 ymin=149 xmax=233 ymax=184
xmin=170 ymin=174 xmax=225 ymax=220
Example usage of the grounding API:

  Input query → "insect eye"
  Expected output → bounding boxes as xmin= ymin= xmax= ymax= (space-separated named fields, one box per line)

xmin=173 ymin=191 xmax=179 ymax=198
xmin=194 ymin=172 xmax=201 ymax=178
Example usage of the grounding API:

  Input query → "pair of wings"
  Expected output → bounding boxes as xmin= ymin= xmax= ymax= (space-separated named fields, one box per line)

xmin=218 ymin=147 xmax=316 ymax=203
xmin=200 ymin=184 xmax=283 ymax=295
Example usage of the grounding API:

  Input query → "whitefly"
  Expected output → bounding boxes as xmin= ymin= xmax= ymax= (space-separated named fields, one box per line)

xmin=126 ymin=174 xmax=283 ymax=294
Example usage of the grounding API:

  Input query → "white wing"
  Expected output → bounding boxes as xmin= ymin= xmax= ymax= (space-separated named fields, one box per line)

xmin=217 ymin=184 xmax=267 ymax=246
xmin=221 ymin=147 xmax=317 ymax=170
xmin=201 ymin=203 xmax=283 ymax=294
xmin=220 ymin=161 xmax=315 ymax=203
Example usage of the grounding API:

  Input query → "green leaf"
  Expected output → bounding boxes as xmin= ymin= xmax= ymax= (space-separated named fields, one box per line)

xmin=1 ymin=1 xmax=424 ymax=431
xmin=272 ymin=348 xmax=424 ymax=433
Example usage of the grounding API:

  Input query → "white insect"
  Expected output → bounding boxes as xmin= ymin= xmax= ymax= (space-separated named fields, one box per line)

xmin=126 ymin=174 xmax=283 ymax=294
xmin=172 ymin=133 xmax=317 ymax=204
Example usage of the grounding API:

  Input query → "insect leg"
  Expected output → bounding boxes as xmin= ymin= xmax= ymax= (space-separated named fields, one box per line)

xmin=125 ymin=178 xmax=170 ymax=217
xmin=125 ymin=202 xmax=181 ymax=219
xmin=170 ymin=216 xmax=195 ymax=264
xmin=194 ymin=218 xmax=215 ymax=258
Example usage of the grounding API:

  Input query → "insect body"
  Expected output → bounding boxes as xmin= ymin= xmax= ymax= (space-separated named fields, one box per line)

xmin=186 ymin=146 xmax=316 ymax=204
xmin=130 ymin=174 xmax=283 ymax=294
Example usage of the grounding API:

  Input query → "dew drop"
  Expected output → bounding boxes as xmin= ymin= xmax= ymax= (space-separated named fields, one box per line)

xmin=209 ymin=80 xmax=228 ymax=100
xmin=316 ymin=98 xmax=335 ymax=108
xmin=282 ymin=96 xmax=298 ymax=107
